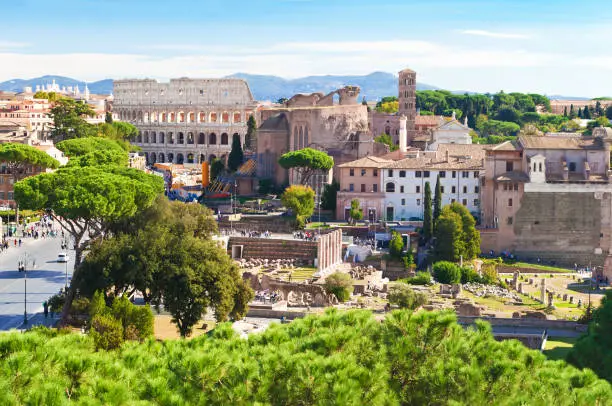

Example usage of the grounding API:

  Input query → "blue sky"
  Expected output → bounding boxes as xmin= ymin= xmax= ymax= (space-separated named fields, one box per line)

xmin=1 ymin=0 xmax=612 ymax=96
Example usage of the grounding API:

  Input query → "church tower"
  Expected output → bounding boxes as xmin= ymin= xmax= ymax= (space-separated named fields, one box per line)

xmin=398 ymin=68 xmax=416 ymax=143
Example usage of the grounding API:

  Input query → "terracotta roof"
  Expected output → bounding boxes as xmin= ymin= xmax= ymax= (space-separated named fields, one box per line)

xmin=519 ymin=135 xmax=603 ymax=150
xmin=494 ymin=171 xmax=530 ymax=183
xmin=435 ymin=143 xmax=486 ymax=160
xmin=384 ymin=156 xmax=484 ymax=170
xmin=337 ymin=155 xmax=392 ymax=168
xmin=415 ymin=115 xmax=440 ymax=126
xmin=489 ymin=140 xmax=520 ymax=151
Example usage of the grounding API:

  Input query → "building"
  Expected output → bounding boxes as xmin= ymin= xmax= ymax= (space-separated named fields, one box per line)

xmin=113 ymin=78 xmax=258 ymax=165
xmin=427 ymin=113 xmax=472 ymax=151
xmin=480 ymin=133 xmax=612 ymax=273
xmin=128 ymin=152 xmax=146 ymax=171
xmin=256 ymin=86 xmax=372 ymax=187
xmin=335 ymin=119 xmax=485 ymax=222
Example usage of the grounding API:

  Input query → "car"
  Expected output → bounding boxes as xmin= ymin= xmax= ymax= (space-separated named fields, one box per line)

xmin=57 ymin=253 xmax=69 ymax=263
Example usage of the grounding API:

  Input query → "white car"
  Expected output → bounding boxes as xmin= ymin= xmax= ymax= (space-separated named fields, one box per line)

xmin=58 ymin=253 xmax=69 ymax=263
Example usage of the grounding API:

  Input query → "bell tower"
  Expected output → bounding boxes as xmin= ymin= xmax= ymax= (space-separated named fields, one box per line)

xmin=398 ymin=68 xmax=416 ymax=144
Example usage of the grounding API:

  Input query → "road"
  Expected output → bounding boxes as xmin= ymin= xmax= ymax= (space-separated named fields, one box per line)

xmin=0 ymin=236 xmax=74 ymax=331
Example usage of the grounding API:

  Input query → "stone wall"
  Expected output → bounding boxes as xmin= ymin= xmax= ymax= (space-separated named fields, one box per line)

xmin=228 ymin=237 xmax=317 ymax=265
xmin=511 ymin=191 xmax=609 ymax=267
xmin=218 ymin=215 xmax=295 ymax=233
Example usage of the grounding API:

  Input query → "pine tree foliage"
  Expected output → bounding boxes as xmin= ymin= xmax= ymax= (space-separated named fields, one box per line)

xmin=0 ymin=310 xmax=609 ymax=404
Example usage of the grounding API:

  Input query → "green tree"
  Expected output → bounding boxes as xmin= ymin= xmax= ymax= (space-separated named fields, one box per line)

xmin=348 ymin=198 xmax=363 ymax=225
xmin=433 ymin=203 xmax=480 ymax=262
xmin=90 ymin=314 xmax=124 ymax=351
xmin=324 ymin=272 xmax=353 ymax=302
xmin=389 ymin=230 xmax=404 ymax=259
xmin=564 ymin=106 xmax=568 ymax=117
xmin=14 ymin=166 xmax=164 ymax=321
xmin=89 ymin=290 xmax=108 ymax=320
xmin=110 ymin=295 xmax=154 ymax=341
xmin=320 ymin=179 xmax=339 ymax=211
xmin=227 ymin=134 xmax=244 ymax=172
xmin=584 ymin=106 xmax=592 ymax=119
xmin=606 ymin=105 xmax=612 ymax=120
xmin=105 ymin=111 xmax=113 ymax=124
xmin=374 ymin=133 xmax=398 ymax=151
xmin=48 ymin=98 xmax=96 ymax=140
xmin=210 ymin=158 xmax=224 ymax=179
xmin=245 ymin=115 xmax=257 ymax=150
xmin=57 ymin=137 xmax=127 ymax=157
xmin=433 ymin=175 xmax=442 ymax=231
xmin=278 ymin=148 xmax=334 ymax=185
xmin=569 ymin=104 xmax=576 ymax=119
xmin=568 ymin=291 xmax=612 ymax=381
xmin=422 ymin=181 xmax=432 ymax=240
xmin=66 ymin=149 xmax=129 ymax=168
xmin=433 ymin=261 xmax=461 ymax=284
xmin=596 ymin=100 xmax=604 ymax=117
xmin=388 ymin=284 xmax=428 ymax=309
xmin=281 ymin=185 xmax=315 ymax=229
xmin=578 ymin=107 xmax=583 ymax=119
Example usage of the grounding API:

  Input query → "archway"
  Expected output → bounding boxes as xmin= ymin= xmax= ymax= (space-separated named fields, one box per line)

xmin=198 ymin=133 xmax=205 ymax=144
xmin=144 ymin=152 xmax=149 ymax=163
xmin=209 ymin=133 xmax=217 ymax=145
xmin=150 ymin=153 xmax=157 ymax=164
xmin=159 ymin=132 xmax=165 ymax=144
xmin=167 ymin=153 xmax=174 ymax=163
xmin=187 ymin=153 xmax=194 ymax=164
xmin=176 ymin=153 xmax=185 ymax=164
xmin=150 ymin=131 xmax=156 ymax=144
xmin=221 ymin=133 xmax=229 ymax=145
xmin=178 ymin=132 xmax=184 ymax=144
xmin=200 ymin=154 xmax=205 ymax=163
xmin=158 ymin=153 xmax=165 ymax=163
xmin=168 ymin=132 xmax=174 ymax=144
xmin=144 ymin=131 xmax=149 ymax=143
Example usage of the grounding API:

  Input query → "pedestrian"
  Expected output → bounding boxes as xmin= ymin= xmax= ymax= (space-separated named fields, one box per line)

xmin=13 ymin=239 xmax=16 ymax=246
xmin=43 ymin=301 xmax=49 ymax=318
xmin=18 ymin=239 xmax=21 ymax=247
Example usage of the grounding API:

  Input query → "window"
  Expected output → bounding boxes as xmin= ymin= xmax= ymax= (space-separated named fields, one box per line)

xmin=538 ymin=163 xmax=543 ymax=172
xmin=388 ymin=169 xmax=394 ymax=177
xmin=400 ymin=186 xmax=405 ymax=193
xmin=503 ymin=184 xmax=508 ymax=191
xmin=361 ymin=169 xmax=366 ymax=176
xmin=373 ymin=184 xmax=378 ymax=192
xmin=462 ymin=171 xmax=469 ymax=178
xmin=424 ymin=171 xmax=430 ymax=178
xmin=349 ymin=169 xmax=355 ymax=176
xmin=415 ymin=171 xmax=422 ymax=178
xmin=401 ymin=198 xmax=406 ymax=206
xmin=7 ymin=192 xmax=13 ymax=200
xmin=451 ymin=186 xmax=456 ymax=193
xmin=386 ymin=182 xmax=395 ymax=192
xmin=569 ymin=162 xmax=576 ymax=172
xmin=417 ymin=199 xmax=421 ymax=206
xmin=440 ymin=171 xmax=446 ymax=178
xmin=508 ymin=198 xmax=513 ymax=207
xmin=463 ymin=186 xmax=467 ymax=193
xmin=475 ymin=186 xmax=479 ymax=193
xmin=361 ymin=184 xmax=366 ymax=192
xmin=373 ymin=169 xmax=378 ymax=176
xmin=416 ymin=186 xmax=421 ymax=193
xmin=474 ymin=199 xmax=479 ymax=206
xmin=513 ymin=183 xmax=519 ymax=191
xmin=452 ymin=171 xmax=457 ymax=178
xmin=451 ymin=199 xmax=456 ymax=203
xmin=441 ymin=186 xmax=445 ymax=193
xmin=349 ymin=183 xmax=354 ymax=192
xmin=506 ymin=161 xmax=514 ymax=172
xmin=507 ymin=217 xmax=513 ymax=225
xmin=399 ymin=170 xmax=406 ymax=177
xmin=0 ymin=192 xmax=4 ymax=200
xmin=462 ymin=199 xmax=467 ymax=206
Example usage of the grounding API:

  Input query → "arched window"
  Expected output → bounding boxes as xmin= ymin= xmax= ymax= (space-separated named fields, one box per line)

xmin=150 ymin=131 xmax=156 ymax=144
xmin=178 ymin=132 xmax=184 ymax=144
xmin=159 ymin=153 xmax=165 ymax=163
xmin=188 ymin=112 xmax=195 ymax=122
xmin=210 ymin=112 xmax=217 ymax=123
xmin=199 ymin=112 xmax=206 ymax=122
xmin=144 ymin=131 xmax=149 ymax=143
xmin=150 ymin=153 xmax=156 ymax=164
xmin=168 ymin=132 xmax=174 ymax=144
xmin=159 ymin=132 xmax=165 ymax=144
xmin=187 ymin=153 xmax=194 ymax=164
xmin=198 ymin=133 xmax=205 ymax=144
xmin=161 ymin=113 xmax=167 ymax=122
xmin=167 ymin=153 xmax=174 ymax=163
xmin=137 ymin=132 xmax=142 ymax=143
xmin=169 ymin=112 xmax=175 ymax=122
xmin=177 ymin=154 xmax=184 ymax=164
xmin=222 ymin=112 xmax=229 ymax=123
xmin=233 ymin=112 xmax=241 ymax=123
xmin=187 ymin=132 xmax=194 ymax=144
xmin=385 ymin=126 xmax=391 ymax=135
xmin=221 ymin=133 xmax=229 ymax=145
xmin=179 ymin=112 xmax=185 ymax=123
xmin=209 ymin=133 xmax=217 ymax=145
xmin=200 ymin=154 xmax=205 ymax=163
xmin=386 ymin=182 xmax=395 ymax=193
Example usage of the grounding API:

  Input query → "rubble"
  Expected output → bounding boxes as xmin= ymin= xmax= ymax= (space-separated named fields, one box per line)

xmin=463 ymin=283 xmax=522 ymax=302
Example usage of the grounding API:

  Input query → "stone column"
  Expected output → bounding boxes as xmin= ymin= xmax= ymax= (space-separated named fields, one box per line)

xmin=540 ymin=278 xmax=546 ymax=303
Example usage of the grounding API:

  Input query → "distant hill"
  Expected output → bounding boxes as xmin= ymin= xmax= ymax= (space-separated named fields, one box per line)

xmin=227 ymin=72 xmax=439 ymax=101
xmin=0 ymin=75 xmax=113 ymax=95
xmin=0 ymin=72 xmax=439 ymax=101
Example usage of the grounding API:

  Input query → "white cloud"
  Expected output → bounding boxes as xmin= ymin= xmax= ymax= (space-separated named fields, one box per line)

xmin=0 ymin=40 xmax=29 ymax=49
xmin=460 ymin=30 xmax=530 ymax=39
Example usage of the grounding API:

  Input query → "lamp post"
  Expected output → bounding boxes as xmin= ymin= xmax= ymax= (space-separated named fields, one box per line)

xmin=20 ymin=252 xmax=34 ymax=325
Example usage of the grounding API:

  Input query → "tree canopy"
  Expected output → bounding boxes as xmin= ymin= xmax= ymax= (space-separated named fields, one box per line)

xmin=227 ymin=134 xmax=244 ymax=172
xmin=57 ymin=137 xmax=128 ymax=157
xmin=278 ymin=148 xmax=334 ymax=185
xmin=0 ymin=309 xmax=610 ymax=404
xmin=245 ymin=115 xmax=257 ymax=150
xmin=374 ymin=133 xmax=398 ymax=151
xmin=48 ymin=97 xmax=96 ymax=140
xmin=281 ymin=185 xmax=315 ymax=229
xmin=433 ymin=203 xmax=480 ymax=262
xmin=65 ymin=149 xmax=129 ymax=168
xmin=348 ymin=198 xmax=362 ymax=225
xmin=0 ymin=143 xmax=60 ymax=176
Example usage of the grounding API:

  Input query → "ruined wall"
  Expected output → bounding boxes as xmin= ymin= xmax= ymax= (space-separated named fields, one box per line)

xmin=228 ymin=237 xmax=318 ymax=265
xmin=511 ymin=191 xmax=610 ymax=266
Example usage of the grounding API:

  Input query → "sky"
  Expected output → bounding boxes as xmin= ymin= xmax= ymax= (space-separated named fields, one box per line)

xmin=1 ymin=0 xmax=612 ymax=97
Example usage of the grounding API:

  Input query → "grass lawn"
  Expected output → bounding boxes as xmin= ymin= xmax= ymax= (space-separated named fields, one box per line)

xmin=154 ymin=315 xmax=216 ymax=340
xmin=505 ymin=262 xmax=573 ymax=273
xmin=543 ymin=337 xmax=578 ymax=361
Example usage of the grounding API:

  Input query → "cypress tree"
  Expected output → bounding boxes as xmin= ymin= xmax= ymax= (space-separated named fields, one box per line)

xmin=584 ymin=106 xmax=592 ymax=119
xmin=569 ymin=104 xmax=576 ymax=118
xmin=227 ymin=134 xmax=244 ymax=172
xmin=245 ymin=115 xmax=257 ymax=151
xmin=563 ymin=106 xmax=568 ymax=117
xmin=577 ymin=107 xmax=583 ymax=119
xmin=423 ymin=182 xmax=433 ymax=241
xmin=433 ymin=175 xmax=442 ymax=232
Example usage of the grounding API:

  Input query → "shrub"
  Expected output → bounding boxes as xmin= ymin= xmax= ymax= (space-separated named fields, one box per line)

xmin=433 ymin=261 xmax=461 ymax=284
xmin=90 ymin=314 xmax=124 ymax=351
xmin=404 ymin=272 xmax=432 ymax=286
xmin=70 ymin=297 xmax=91 ymax=316
xmin=324 ymin=272 xmax=353 ymax=302
xmin=89 ymin=291 xmax=108 ymax=319
xmin=388 ymin=284 xmax=428 ymax=309
xmin=47 ymin=293 xmax=65 ymax=313
xmin=402 ymin=250 xmax=414 ymax=269
xmin=460 ymin=266 xmax=481 ymax=284
xmin=110 ymin=295 xmax=154 ymax=342
xmin=389 ymin=231 xmax=404 ymax=259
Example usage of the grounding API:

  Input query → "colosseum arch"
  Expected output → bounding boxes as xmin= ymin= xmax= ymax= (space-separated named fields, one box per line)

xmin=158 ymin=153 xmax=165 ymax=163
xmin=159 ymin=132 xmax=165 ymax=144
xmin=168 ymin=132 xmax=175 ymax=144
xmin=176 ymin=153 xmax=185 ymax=164
xmin=150 ymin=153 xmax=156 ymax=164
xmin=304 ymin=127 xmax=309 ymax=146
xmin=199 ymin=112 xmax=206 ymax=123
xmin=210 ymin=112 xmax=218 ymax=123
xmin=137 ymin=132 xmax=142 ymax=143
xmin=167 ymin=153 xmax=174 ymax=163
xmin=187 ymin=132 xmax=194 ymax=144
xmin=298 ymin=127 xmax=304 ymax=149
xmin=144 ymin=131 xmax=149 ymax=144
xmin=187 ymin=153 xmax=194 ymax=164
xmin=178 ymin=111 xmax=185 ymax=123
xmin=221 ymin=133 xmax=229 ymax=145
xmin=209 ymin=133 xmax=217 ymax=145
xmin=188 ymin=112 xmax=195 ymax=123
xmin=198 ymin=132 xmax=205 ymax=144
xmin=178 ymin=132 xmax=184 ymax=144
xmin=222 ymin=112 xmax=229 ymax=123
xmin=150 ymin=131 xmax=156 ymax=144
xmin=199 ymin=153 xmax=205 ymax=163
xmin=233 ymin=112 xmax=241 ymax=123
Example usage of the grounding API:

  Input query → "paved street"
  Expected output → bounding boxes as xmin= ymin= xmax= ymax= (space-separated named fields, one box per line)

xmin=0 ymin=235 xmax=74 ymax=331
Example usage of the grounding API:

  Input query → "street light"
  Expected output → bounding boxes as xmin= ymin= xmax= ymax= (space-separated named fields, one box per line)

xmin=19 ymin=252 xmax=34 ymax=325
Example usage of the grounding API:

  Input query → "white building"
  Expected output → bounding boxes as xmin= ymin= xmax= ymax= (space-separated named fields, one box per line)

xmin=427 ymin=113 xmax=472 ymax=151
xmin=382 ymin=144 xmax=485 ymax=221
